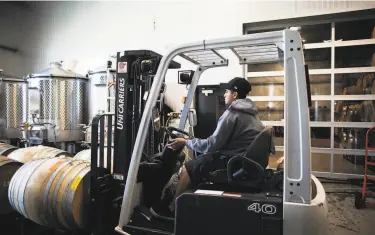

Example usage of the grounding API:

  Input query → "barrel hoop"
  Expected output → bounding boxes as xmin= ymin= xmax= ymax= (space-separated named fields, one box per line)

xmin=8 ymin=161 xmax=22 ymax=210
xmin=13 ymin=160 xmax=41 ymax=217
xmin=51 ymin=161 xmax=85 ymax=229
xmin=63 ymin=165 xmax=90 ymax=228
xmin=42 ymin=159 xmax=74 ymax=228
xmin=10 ymin=161 xmax=30 ymax=214
xmin=22 ymin=159 xmax=50 ymax=219
xmin=70 ymin=167 xmax=90 ymax=228
xmin=61 ymin=163 xmax=90 ymax=229
xmin=0 ymin=159 xmax=13 ymax=167
xmin=38 ymin=158 xmax=70 ymax=227
xmin=1 ymin=158 xmax=22 ymax=213
xmin=0 ymin=147 xmax=18 ymax=156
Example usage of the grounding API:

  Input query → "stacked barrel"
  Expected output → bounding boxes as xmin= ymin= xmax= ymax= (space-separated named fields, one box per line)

xmin=74 ymin=148 xmax=114 ymax=173
xmin=338 ymin=73 xmax=375 ymax=122
xmin=0 ymin=143 xmax=23 ymax=215
xmin=0 ymin=143 xmax=96 ymax=230
xmin=336 ymin=71 xmax=375 ymax=167
xmin=0 ymin=155 xmax=22 ymax=215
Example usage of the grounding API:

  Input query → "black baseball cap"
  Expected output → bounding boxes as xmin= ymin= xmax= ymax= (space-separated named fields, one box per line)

xmin=220 ymin=77 xmax=252 ymax=97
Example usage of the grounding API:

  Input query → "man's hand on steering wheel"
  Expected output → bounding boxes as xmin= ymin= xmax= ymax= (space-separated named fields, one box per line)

xmin=168 ymin=138 xmax=187 ymax=150
xmin=163 ymin=126 xmax=193 ymax=151
xmin=164 ymin=126 xmax=192 ymax=139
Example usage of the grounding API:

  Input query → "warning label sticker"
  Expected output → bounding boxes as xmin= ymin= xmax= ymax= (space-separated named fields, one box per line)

xmin=194 ymin=190 xmax=223 ymax=196
xmin=222 ymin=193 xmax=242 ymax=198
xmin=118 ymin=62 xmax=127 ymax=73
xmin=71 ymin=176 xmax=82 ymax=190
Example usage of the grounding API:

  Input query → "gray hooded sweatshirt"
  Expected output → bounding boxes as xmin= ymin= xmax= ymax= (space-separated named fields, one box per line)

xmin=186 ymin=98 xmax=265 ymax=157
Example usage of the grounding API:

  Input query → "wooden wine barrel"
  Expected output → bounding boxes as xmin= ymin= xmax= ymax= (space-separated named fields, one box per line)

xmin=0 ymin=143 xmax=18 ymax=156
xmin=346 ymin=129 xmax=365 ymax=150
xmin=343 ymin=85 xmax=364 ymax=95
xmin=345 ymin=104 xmax=361 ymax=122
xmin=340 ymin=130 xmax=348 ymax=149
xmin=0 ymin=156 xmax=23 ymax=214
xmin=360 ymin=101 xmax=373 ymax=122
xmin=361 ymin=77 xmax=375 ymax=94
xmin=356 ymin=77 xmax=363 ymax=88
xmin=371 ymin=78 xmax=375 ymax=94
xmin=363 ymin=87 xmax=372 ymax=94
xmin=74 ymin=148 xmax=114 ymax=173
xmin=7 ymin=146 xmax=71 ymax=163
xmin=8 ymin=157 xmax=91 ymax=230
xmin=73 ymin=149 xmax=91 ymax=161
xmin=347 ymin=130 xmax=357 ymax=150
xmin=339 ymin=105 xmax=348 ymax=122
xmin=335 ymin=101 xmax=343 ymax=113
xmin=361 ymin=73 xmax=374 ymax=89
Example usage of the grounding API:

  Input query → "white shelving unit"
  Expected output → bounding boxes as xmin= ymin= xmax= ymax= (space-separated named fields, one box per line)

xmin=250 ymin=95 xmax=375 ymax=101
xmin=305 ymin=38 xmax=375 ymax=49
xmin=245 ymin=18 xmax=375 ymax=178
xmin=247 ymin=67 xmax=375 ymax=77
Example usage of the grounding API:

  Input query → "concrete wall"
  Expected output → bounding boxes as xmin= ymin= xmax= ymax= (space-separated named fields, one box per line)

xmin=0 ymin=3 xmax=42 ymax=77
xmin=1 ymin=1 xmax=374 ymax=110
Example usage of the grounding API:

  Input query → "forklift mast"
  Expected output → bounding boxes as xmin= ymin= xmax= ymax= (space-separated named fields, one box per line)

xmin=89 ymin=50 xmax=181 ymax=235
xmin=115 ymin=30 xmax=327 ymax=235
xmin=113 ymin=50 xmax=181 ymax=181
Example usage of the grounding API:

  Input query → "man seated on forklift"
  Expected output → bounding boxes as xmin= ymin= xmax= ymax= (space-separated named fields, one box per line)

xmin=164 ymin=77 xmax=265 ymax=215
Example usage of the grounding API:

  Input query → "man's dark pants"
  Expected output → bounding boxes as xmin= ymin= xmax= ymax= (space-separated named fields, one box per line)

xmin=185 ymin=152 xmax=229 ymax=186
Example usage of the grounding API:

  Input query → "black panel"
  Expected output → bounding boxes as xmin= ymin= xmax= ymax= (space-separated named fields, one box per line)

xmin=175 ymin=192 xmax=283 ymax=235
xmin=114 ymin=52 xmax=132 ymax=180
xmin=305 ymin=64 xmax=312 ymax=107
xmin=194 ymin=85 xmax=226 ymax=139
xmin=114 ymin=50 xmax=181 ymax=181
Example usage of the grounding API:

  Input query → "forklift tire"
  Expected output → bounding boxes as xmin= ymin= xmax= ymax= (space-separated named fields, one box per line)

xmin=354 ymin=192 xmax=365 ymax=209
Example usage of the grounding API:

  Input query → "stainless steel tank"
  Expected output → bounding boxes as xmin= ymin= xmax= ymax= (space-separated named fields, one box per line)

xmin=88 ymin=67 xmax=116 ymax=121
xmin=26 ymin=62 xmax=89 ymax=143
xmin=0 ymin=70 xmax=28 ymax=140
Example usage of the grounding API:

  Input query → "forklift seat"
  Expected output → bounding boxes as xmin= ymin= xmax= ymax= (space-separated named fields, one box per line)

xmin=206 ymin=127 xmax=275 ymax=190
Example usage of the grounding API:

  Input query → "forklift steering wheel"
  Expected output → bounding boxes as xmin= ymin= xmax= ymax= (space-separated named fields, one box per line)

xmin=165 ymin=126 xmax=193 ymax=139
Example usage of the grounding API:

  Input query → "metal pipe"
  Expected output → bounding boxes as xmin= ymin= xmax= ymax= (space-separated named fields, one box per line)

xmin=178 ymin=68 xmax=206 ymax=130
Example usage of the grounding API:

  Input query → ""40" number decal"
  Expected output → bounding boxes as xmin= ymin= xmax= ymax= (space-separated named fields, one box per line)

xmin=247 ymin=203 xmax=277 ymax=215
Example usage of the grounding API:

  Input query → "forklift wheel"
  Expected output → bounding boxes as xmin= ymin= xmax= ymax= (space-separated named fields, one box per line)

xmin=354 ymin=192 xmax=365 ymax=209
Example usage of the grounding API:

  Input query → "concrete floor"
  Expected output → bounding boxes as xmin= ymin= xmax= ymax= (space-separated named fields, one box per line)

xmin=323 ymin=183 xmax=375 ymax=235
xmin=265 ymin=144 xmax=375 ymax=234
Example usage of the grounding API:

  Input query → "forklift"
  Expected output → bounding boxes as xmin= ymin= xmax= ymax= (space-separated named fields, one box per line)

xmin=90 ymin=29 xmax=329 ymax=235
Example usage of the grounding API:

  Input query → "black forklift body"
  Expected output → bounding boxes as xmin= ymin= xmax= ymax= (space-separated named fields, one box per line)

xmin=87 ymin=50 xmax=181 ymax=235
xmin=175 ymin=191 xmax=283 ymax=235
xmin=114 ymin=50 xmax=181 ymax=182
xmin=105 ymin=30 xmax=325 ymax=235
xmin=120 ymin=127 xmax=283 ymax=235
xmin=122 ymin=189 xmax=283 ymax=235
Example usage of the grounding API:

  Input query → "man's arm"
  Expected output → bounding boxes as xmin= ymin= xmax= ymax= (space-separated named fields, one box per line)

xmin=185 ymin=111 xmax=236 ymax=153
